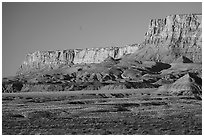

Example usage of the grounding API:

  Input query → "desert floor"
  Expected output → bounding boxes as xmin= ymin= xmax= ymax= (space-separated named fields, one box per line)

xmin=2 ymin=88 xmax=202 ymax=135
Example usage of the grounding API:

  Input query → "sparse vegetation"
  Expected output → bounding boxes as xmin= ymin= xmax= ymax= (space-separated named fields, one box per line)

xmin=2 ymin=89 xmax=202 ymax=135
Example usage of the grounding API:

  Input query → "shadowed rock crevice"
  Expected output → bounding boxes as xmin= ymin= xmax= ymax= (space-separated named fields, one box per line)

xmin=146 ymin=62 xmax=171 ymax=72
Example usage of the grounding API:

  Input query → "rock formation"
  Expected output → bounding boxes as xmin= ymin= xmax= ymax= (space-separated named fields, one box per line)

xmin=1 ymin=13 xmax=202 ymax=97
xmin=17 ymin=14 xmax=202 ymax=75
xmin=172 ymin=56 xmax=193 ymax=63
xmin=134 ymin=13 xmax=202 ymax=63
xmin=17 ymin=44 xmax=139 ymax=75
xmin=158 ymin=73 xmax=202 ymax=97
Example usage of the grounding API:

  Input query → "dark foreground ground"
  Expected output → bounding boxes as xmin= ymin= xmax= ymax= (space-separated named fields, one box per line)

xmin=2 ymin=89 xmax=202 ymax=135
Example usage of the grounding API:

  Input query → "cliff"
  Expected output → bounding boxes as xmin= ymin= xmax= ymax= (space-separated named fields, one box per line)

xmin=140 ymin=13 xmax=202 ymax=63
xmin=17 ymin=44 xmax=139 ymax=75
xmin=17 ymin=13 xmax=202 ymax=75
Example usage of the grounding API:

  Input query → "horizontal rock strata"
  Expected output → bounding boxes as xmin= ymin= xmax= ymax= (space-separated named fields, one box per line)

xmin=17 ymin=44 xmax=139 ymax=74
xmin=17 ymin=13 xmax=202 ymax=75
xmin=142 ymin=14 xmax=202 ymax=63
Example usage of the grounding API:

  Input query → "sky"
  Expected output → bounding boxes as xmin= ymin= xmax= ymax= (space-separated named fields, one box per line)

xmin=2 ymin=2 xmax=202 ymax=77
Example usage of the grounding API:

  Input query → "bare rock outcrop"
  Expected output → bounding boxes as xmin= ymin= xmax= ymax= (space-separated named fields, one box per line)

xmin=17 ymin=44 xmax=139 ymax=75
xmin=16 ymin=13 xmax=202 ymax=75
xmin=172 ymin=56 xmax=193 ymax=63
xmin=136 ymin=13 xmax=202 ymax=63
xmin=158 ymin=73 xmax=202 ymax=99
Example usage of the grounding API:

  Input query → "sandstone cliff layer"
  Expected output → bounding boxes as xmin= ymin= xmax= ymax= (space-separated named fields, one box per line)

xmin=141 ymin=13 xmax=202 ymax=63
xmin=17 ymin=44 xmax=139 ymax=74
xmin=17 ymin=13 xmax=202 ymax=75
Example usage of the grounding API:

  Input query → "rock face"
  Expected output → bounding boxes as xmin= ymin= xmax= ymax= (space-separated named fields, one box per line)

xmin=17 ymin=13 xmax=202 ymax=75
xmin=141 ymin=13 xmax=202 ymax=63
xmin=17 ymin=44 xmax=139 ymax=74
xmin=172 ymin=56 xmax=193 ymax=63
xmin=158 ymin=73 xmax=201 ymax=98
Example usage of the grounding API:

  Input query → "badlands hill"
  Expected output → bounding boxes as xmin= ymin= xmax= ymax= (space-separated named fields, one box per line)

xmin=3 ymin=14 xmax=202 ymax=98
